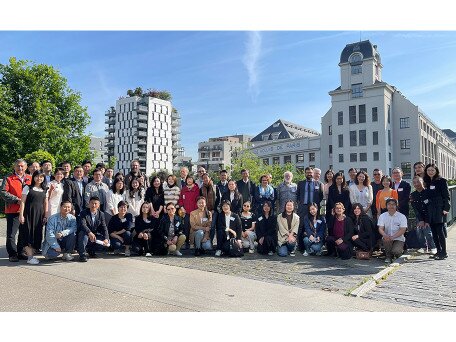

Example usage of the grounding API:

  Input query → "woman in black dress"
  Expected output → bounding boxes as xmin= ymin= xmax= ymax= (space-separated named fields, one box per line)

xmin=424 ymin=164 xmax=451 ymax=260
xmin=145 ymin=176 xmax=165 ymax=221
xmin=19 ymin=170 xmax=48 ymax=265
xmin=350 ymin=203 xmax=375 ymax=253
xmin=326 ymin=172 xmax=351 ymax=225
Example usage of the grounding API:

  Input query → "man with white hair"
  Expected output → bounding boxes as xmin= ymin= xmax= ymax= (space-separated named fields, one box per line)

xmin=179 ymin=167 xmax=189 ymax=189
xmin=276 ymin=171 xmax=297 ymax=213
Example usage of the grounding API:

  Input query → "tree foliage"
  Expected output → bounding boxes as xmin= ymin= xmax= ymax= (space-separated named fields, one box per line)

xmin=126 ymin=87 xmax=172 ymax=101
xmin=24 ymin=150 xmax=56 ymax=168
xmin=0 ymin=57 xmax=93 ymax=174
xmin=230 ymin=149 xmax=306 ymax=186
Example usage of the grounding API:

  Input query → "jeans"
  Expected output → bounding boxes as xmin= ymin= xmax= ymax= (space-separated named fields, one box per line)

xmin=78 ymin=231 xmax=109 ymax=256
xmin=241 ymin=231 xmax=257 ymax=249
xmin=45 ymin=234 xmax=76 ymax=259
xmin=194 ymin=230 xmax=212 ymax=250
xmin=303 ymin=237 xmax=323 ymax=254
xmin=110 ymin=231 xmax=132 ymax=251
xmin=416 ymin=226 xmax=436 ymax=249
xmin=210 ymin=211 xmax=218 ymax=243
xmin=278 ymin=242 xmax=296 ymax=257
xmin=6 ymin=213 xmax=22 ymax=257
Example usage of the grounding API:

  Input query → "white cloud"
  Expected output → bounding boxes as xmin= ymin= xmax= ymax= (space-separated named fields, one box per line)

xmin=242 ymin=31 xmax=262 ymax=101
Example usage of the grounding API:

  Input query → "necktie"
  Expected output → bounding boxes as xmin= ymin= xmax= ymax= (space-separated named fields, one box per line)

xmin=306 ymin=181 xmax=311 ymax=204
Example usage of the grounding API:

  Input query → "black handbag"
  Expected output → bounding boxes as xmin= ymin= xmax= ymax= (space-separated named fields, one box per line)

xmin=229 ymin=238 xmax=244 ymax=257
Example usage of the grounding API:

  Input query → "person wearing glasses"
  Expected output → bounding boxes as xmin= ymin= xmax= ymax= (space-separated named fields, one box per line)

xmin=195 ymin=166 xmax=206 ymax=189
xmin=325 ymin=202 xmax=354 ymax=259
xmin=158 ymin=202 xmax=186 ymax=256
xmin=370 ymin=169 xmax=383 ymax=220
xmin=240 ymin=201 xmax=257 ymax=253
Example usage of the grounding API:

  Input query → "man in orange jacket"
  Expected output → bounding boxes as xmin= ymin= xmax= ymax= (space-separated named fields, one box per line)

xmin=0 ymin=159 xmax=32 ymax=262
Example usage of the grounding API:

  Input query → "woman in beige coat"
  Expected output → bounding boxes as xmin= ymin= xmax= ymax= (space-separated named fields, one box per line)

xmin=277 ymin=200 xmax=300 ymax=257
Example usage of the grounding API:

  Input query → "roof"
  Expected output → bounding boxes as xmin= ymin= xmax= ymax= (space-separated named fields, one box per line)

xmin=251 ymin=119 xmax=320 ymax=142
xmin=340 ymin=40 xmax=378 ymax=64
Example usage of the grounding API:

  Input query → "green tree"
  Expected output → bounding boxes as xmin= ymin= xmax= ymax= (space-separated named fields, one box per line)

xmin=24 ymin=150 xmax=56 ymax=168
xmin=0 ymin=57 xmax=92 ymax=174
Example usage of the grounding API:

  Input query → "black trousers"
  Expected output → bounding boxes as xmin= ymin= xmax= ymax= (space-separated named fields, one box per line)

xmin=352 ymin=238 xmax=371 ymax=252
xmin=430 ymin=223 xmax=447 ymax=256
xmin=257 ymin=235 xmax=277 ymax=254
xmin=326 ymin=236 xmax=352 ymax=259
xmin=132 ymin=234 xmax=153 ymax=255
xmin=6 ymin=213 xmax=22 ymax=257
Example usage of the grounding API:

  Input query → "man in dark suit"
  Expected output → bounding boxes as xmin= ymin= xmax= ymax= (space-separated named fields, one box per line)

xmin=178 ymin=167 xmax=189 ymax=189
xmin=77 ymin=196 xmax=109 ymax=262
xmin=236 ymin=169 xmax=255 ymax=205
xmin=71 ymin=165 xmax=87 ymax=216
xmin=296 ymin=167 xmax=324 ymax=251
xmin=61 ymin=161 xmax=78 ymax=214
xmin=391 ymin=167 xmax=411 ymax=218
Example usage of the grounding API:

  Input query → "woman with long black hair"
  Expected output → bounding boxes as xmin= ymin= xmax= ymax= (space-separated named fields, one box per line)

xmin=424 ymin=164 xmax=450 ymax=260
xmin=302 ymin=202 xmax=326 ymax=256
xmin=256 ymin=201 xmax=277 ymax=255
xmin=350 ymin=203 xmax=374 ymax=253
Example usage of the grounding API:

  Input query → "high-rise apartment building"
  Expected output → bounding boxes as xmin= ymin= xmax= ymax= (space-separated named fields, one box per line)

xmin=105 ymin=95 xmax=181 ymax=176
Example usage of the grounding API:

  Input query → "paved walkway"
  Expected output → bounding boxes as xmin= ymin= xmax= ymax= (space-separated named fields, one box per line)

xmin=364 ymin=225 xmax=456 ymax=311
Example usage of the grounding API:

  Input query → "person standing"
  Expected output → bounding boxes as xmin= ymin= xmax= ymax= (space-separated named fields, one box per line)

xmin=124 ymin=178 xmax=144 ymax=219
xmin=347 ymin=168 xmax=358 ymax=187
xmin=81 ymin=160 xmax=92 ymax=183
xmin=391 ymin=167 xmax=411 ymax=217
xmin=106 ymin=178 xmax=126 ymax=217
xmin=1 ymin=159 xmax=32 ymax=262
xmin=27 ymin=162 xmax=40 ymax=175
xmin=71 ymin=165 xmax=87 ymax=217
xmin=216 ymin=170 xmax=230 ymax=199
xmin=424 ymin=164 xmax=450 ymax=260
xmin=41 ymin=160 xmax=53 ymax=184
xmin=323 ymin=169 xmax=334 ymax=200
xmin=178 ymin=167 xmax=189 ymax=189
xmin=254 ymin=174 xmax=275 ymax=216
xmin=103 ymin=168 xmax=114 ymax=188
xmin=46 ymin=167 xmax=65 ymax=218
xmin=61 ymin=161 xmax=78 ymax=214
xmin=378 ymin=198 xmax=407 ymax=264
xmin=199 ymin=173 xmax=220 ymax=246
xmin=414 ymin=162 xmax=425 ymax=178
xmin=236 ymin=169 xmax=255 ymax=205
xmin=370 ymin=169 xmax=383 ymax=220
xmin=84 ymin=168 xmax=110 ymax=213
xmin=349 ymin=171 xmax=373 ymax=217
xmin=276 ymin=171 xmax=297 ymax=214
xmin=221 ymin=180 xmax=243 ymax=215
xmin=18 ymin=170 xmax=47 ymax=264
xmin=326 ymin=172 xmax=351 ymax=223
xmin=195 ymin=166 xmax=206 ymax=189
xmin=124 ymin=159 xmax=149 ymax=190
xmin=41 ymin=200 xmax=77 ymax=261
xmin=163 ymin=175 xmax=180 ymax=207
xmin=375 ymin=176 xmax=398 ymax=218
xmin=145 ymin=176 xmax=165 ymax=221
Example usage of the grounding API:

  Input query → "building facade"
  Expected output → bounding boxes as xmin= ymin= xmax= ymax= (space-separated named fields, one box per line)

xmin=105 ymin=95 xmax=181 ymax=176
xmin=320 ymin=40 xmax=456 ymax=180
xmin=197 ymin=135 xmax=252 ymax=172
xmin=89 ymin=137 xmax=107 ymax=165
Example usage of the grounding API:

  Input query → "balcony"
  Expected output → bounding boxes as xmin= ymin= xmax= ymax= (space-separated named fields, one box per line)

xmin=135 ymin=122 xmax=148 ymax=131
xmin=171 ymin=119 xmax=180 ymax=127
xmin=105 ymin=134 xmax=115 ymax=141
xmin=171 ymin=128 xmax=180 ymax=134
xmin=171 ymin=111 xmax=180 ymax=119
xmin=105 ymin=141 xmax=114 ymax=149
xmin=105 ymin=109 xmax=116 ymax=118
xmin=212 ymin=146 xmax=223 ymax=151
xmin=172 ymin=135 xmax=180 ymax=142
xmin=137 ymin=155 xmax=146 ymax=162
xmin=106 ymin=126 xmax=115 ymax=133
xmin=137 ymin=139 xmax=147 ymax=146
xmin=198 ymin=146 xmax=210 ymax=152
xmin=136 ymin=130 xmax=147 ymax=138
xmin=137 ymin=113 xmax=148 ymax=122
xmin=136 ymin=104 xmax=148 ymax=113
xmin=105 ymin=118 xmax=115 ymax=125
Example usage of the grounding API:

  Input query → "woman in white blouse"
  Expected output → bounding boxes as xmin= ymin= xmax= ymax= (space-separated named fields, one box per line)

xmin=125 ymin=178 xmax=144 ymax=219
xmin=46 ymin=167 xmax=65 ymax=218
xmin=349 ymin=170 xmax=373 ymax=217
xmin=107 ymin=178 xmax=126 ymax=216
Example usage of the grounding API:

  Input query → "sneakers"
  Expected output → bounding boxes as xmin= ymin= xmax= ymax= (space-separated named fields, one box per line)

xmin=248 ymin=249 xmax=255 ymax=254
xmin=145 ymin=253 xmax=152 ymax=257
xmin=27 ymin=257 xmax=39 ymax=265
xmin=215 ymin=250 xmax=222 ymax=257
xmin=430 ymin=248 xmax=438 ymax=255
xmin=125 ymin=249 xmax=131 ymax=257
xmin=268 ymin=251 xmax=274 ymax=256
xmin=9 ymin=256 xmax=19 ymax=262
xmin=290 ymin=251 xmax=296 ymax=257
xmin=175 ymin=251 xmax=183 ymax=256
xmin=79 ymin=255 xmax=88 ymax=262
xmin=194 ymin=248 xmax=201 ymax=256
xmin=315 ymin=251 xmax=322 ymax=256
xmin=385 ymin=258 xmax=392 ymax=264
xmin=417 ymin=248 xmax=426 ymax=254
xmin=63 ymin=253 xmax=74 ymax=261
xmin=302 ymin=251 xmax=309 ymax=257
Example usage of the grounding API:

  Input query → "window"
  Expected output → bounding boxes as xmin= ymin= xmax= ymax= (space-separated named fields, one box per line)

xmin=400 ymin=139 xmax=411 ymax=149
xmin=388 ymin=130 xmax=391 ymax=146
xmin=351 ymin=83 xmax=363 ymax=98
xmin=373 ymin=152 xmax=379 ymax=161
xmin=338 ymin=134 xmax=343 ymax=148
xmin=351 ymin=65 xmax=362 ymax=74
xmin=389 ymin=153 xmax=392 ymax=162
xmin=359 ymin=130 xmax=366 ymax=146
xmin=262 ymin=134 xmax=269 ymax=141
xmin=284 ymin=155 xmax=292 ymax=164
xmin=350 ymin=153 xmax=357 ymax=162
xmin=373 ymin=131 xmax=378 ymax=145
xmin=387 ymin=104 xmax=391 ymax=124
xmin=339 ymin=154 xmax=344 ymax=162
xmin=350 ymin=131 xmax=357 ymax=146
xmin=328 ymin=125 xmax=332 ymax=135
xmin=359 ymin=105 xmax=366 ymax=123
xmin=401 ymin=162 xmax=412 ymax=179
xmin=360 ymin=153 xmax=367 ymax=162
xmin=372 ymin=107 xmax=378 ymax=122
xmin=400 ymin=117 xmax=410 ymax=129
xmin=350 ymin=53 xmax=363 ymax=63
xmin=262 ymin=158 xmax=269 ymax=165
xmin=349 ymin=106 xmax=356 ymax=124
xmin=329 ymin=144 xmax=333 ymax=156
xmin=296 ymin=154 xmax=304 ymax=163
xmin=272 ymin=157 xmax=280 ymax=164
xmin=338 ymin=111 xmax=343 ymax=125
xmin=271 ymin=132 xmax=280 ymax=140
xmin=309 ymin=153 xmax=315 ymax=162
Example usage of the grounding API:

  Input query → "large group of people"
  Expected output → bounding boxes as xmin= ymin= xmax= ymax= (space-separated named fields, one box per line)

xmin=0 ymin=158 xmax=451 ymax=265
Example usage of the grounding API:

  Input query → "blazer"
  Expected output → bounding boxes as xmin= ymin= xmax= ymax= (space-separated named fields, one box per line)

xmin=236 ymin=179 xmax=255 ymax=205
xmin=328 ymin=216 xmax=354 ymax=244
xmin=107 ymin=213 xmax=134 ymax=234
xmin=425 ymin=177 xmax=450 ymax=224
xmin=71 ymin=178 xmax=87 ymax=216
xmin=277 ymin=213 xmax=300 ymax=246
xmin=393 ymin=180 xmax=411 ymax=216
xmin=410 ymin=189 xmax=429 ymax=223
xmin=256 ymin=214 xmax=277 ymax=240
xmin=296 ymin=179 xmax=324 ymax=209
xmin=351 ymin=214 xmax=374 ymax=246
xmin=302 ymin=216 xmax=326 ymax=241
xmin=62 ymin=177 xmax=78 ymax=209
xmin=158 ymin=214 xmax=184 ymax=241
xmin=79 ymin=208 xmax=109 ymax=240
xmin=216 ymin=212 xmax=242 ymax=240
xmin=326 ymin=184 xmax=351 ymax=216
xmin=221 ymin=191 xmax=243 ymax=214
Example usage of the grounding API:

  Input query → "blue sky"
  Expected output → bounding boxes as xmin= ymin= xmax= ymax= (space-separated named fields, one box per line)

xmin=1 ymin=31 xmax=456 ymax=161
